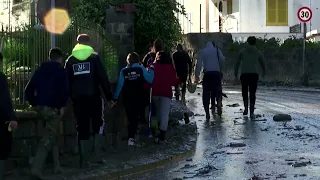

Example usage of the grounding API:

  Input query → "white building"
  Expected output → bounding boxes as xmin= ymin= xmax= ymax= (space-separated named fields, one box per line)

xmin=178 ymin=0 xmax=318 ymax=36
xmin=0 ymin=0 xmax=30 ymax=28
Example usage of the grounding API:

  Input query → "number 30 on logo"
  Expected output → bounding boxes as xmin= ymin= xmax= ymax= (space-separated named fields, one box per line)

xmin=297 ymin=7 xmax=312 ymax=23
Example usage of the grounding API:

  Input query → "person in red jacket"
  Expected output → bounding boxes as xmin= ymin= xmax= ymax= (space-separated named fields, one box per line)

xmin=152 ymin=51 xmax=180 ymax=143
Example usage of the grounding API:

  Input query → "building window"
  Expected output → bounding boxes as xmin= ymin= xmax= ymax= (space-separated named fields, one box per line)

xmin=227 ymin=0 xmax=232 ymax=14
xmin=266 ymin=0 xmax=288 ymax=26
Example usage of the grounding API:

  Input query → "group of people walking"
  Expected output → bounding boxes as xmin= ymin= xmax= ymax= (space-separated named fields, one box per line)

xmin=0 ymin=35 xmax=265 ymax=179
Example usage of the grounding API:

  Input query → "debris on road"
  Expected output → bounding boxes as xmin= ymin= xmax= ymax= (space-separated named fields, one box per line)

xmin=228 ymin=142 xmax=246 ymax=148
xmin=226 ymin=152 xmax=243 ymax=155
xmin=260 ymin=127 xmax=269 ymax=131
xmin=245 ymin=160 xmax=260 ymax=164
xmin=226 ymin=103 xmax=240 ymax=107
xmin=292 ymin=161 xmax=312 ymax=167
xmin=273 ymin=114 xmax=292 ymax=122
xmin=252 ymin=118 xmax=267 ymax=122
xmin=293 ymin=125 xmax=304 ymax=131
xmin=275 ymin=173 xmax=287 ymax=178
xmin=249 ymin=175 xmax=263 ymax=180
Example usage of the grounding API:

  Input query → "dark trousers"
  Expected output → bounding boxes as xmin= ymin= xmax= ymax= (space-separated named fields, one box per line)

xmin=175 ymin=74 xmax=187 ymax=100
xmin=124 ymin=103 xmax=145 ymax=139
xmin=202 ymin=71 xmax=222 ymax=114
xmin=73 ymin=96 xmax=105 ymax=140
xmin=240 ymin=73 xmax=259 ymax=109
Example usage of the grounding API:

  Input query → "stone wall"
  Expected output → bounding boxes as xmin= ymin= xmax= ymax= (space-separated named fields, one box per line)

xmin=7 ymin=83 xmax=128 ymax=171
xmin=182 ymin=32 xmax=233 ymax=53
xmin=105 ymin=5 xmax=135 ymax=71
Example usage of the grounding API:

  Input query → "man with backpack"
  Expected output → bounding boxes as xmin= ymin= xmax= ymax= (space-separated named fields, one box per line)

xmin=64 ymin=34 xmax=113 ymax=168
xmin=195 ymin=42 xmax=225 ymax=120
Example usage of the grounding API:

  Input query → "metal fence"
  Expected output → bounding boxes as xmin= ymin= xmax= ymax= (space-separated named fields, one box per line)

xmin=0 ymin=20 xmax=118 ymax=109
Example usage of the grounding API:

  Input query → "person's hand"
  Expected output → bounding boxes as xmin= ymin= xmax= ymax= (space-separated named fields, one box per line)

xmin=194 ymin=77 xmax=200 ymax=84
xmin=59 ymin=107 xmax=65 ymax=117
xmin=108 ymin=100 xmax=116 ymax=108
xmin=9 ymin=121 xmax=18 ymax=129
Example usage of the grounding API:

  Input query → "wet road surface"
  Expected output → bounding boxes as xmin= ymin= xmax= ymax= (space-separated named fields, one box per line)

xmin=127 ymin=87 xmax=320 ymax=180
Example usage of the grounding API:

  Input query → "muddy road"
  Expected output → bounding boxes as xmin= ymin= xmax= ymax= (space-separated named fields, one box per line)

xmin=127 ymin=87 xmax=320 ymax=180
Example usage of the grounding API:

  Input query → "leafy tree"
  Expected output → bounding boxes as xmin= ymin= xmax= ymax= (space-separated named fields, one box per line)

xmin=71 ymin=0 xmax=186 ymax=54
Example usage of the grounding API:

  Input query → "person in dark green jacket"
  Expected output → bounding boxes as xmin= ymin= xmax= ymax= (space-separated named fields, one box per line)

xmin=234 ymin=36 xmax=266 ymax=118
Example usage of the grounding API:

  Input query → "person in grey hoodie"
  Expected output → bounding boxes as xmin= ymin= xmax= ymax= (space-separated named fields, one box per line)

xmin=195 ymin=42 xmax=225 ymax=120
xmin=234 ymin=36 xmax=266 ymax=118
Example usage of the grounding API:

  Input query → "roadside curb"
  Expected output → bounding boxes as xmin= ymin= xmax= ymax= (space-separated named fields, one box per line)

xmin=81 ymin=145 xmax=196 ymax=180
xmin=106 ymin=148 xmax=195 ymax=180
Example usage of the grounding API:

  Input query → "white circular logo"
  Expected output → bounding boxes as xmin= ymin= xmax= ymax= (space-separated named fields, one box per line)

xmin=298 ymin=7 xmax=312 ymax=22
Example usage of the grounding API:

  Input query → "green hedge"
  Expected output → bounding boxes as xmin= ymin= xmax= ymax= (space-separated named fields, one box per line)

xmin=222 ymin=37 xmax=320 ymax=86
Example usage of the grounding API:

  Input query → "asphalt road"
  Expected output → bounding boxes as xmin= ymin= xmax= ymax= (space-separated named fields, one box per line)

xmin=126 ymin=87 xmax=320 ymax=180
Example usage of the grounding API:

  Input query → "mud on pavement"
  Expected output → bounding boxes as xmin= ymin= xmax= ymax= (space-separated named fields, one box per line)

xmin=6 ymin=121 xmax=197 ymax=180
xmin=129 ymin=88 xmax=320 ymax=180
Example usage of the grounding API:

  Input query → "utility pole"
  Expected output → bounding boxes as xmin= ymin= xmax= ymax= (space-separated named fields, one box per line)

xmin=309 ymin=0 xmax=312 ymax=32
xmin=199 ymin=4 xmax=201 ymax=33
xmin=50 ymin=0 xmax=56 ymax=48
xmin=302 ymin=22 xmax=308 ymax=86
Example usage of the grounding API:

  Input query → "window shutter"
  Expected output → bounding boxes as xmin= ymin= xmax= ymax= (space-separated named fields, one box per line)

xmin=277 ymin=0 xmax=288 ymax=24
xmin=266 ymin=0 xmax=277 ymax=24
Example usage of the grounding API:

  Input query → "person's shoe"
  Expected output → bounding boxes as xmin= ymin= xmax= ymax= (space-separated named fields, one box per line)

xmin=154 ymin=137 xmax=167 ymax=144
xmin=128 ymin=138 xmax=135 ymax=146
xmin=31 ymin=140 xmax=50 ymax=179
xmin=181 ymin=92 xmax=186 ymax=105
xmin=52 ymin=146 xmax=63 ymax=174
xmin=243 ymin=99 xmax=249 ymax=116
xmin=250 ymin=104 xmax=255 ymax=119
xmin=206 ymin=113 xmax=210 ymax=120
xmin=217 ymin=100 xmax=222 ymax=117
xmin=79 ymin=140 xmax=90 ymax=168
xmin=217 ymin=108 xmax=222 ymax=117
xmin=250 ymin=112 xmax=255 ymax=119
xmin=184 ymin=113 xmax=190 ymax=124
xmin=94 ymin=134 xmax=107 ymax=164
xmin=243 ymin=108 xmax=248 ymax=115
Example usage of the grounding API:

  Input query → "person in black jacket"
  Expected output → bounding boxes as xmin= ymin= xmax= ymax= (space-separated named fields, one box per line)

xmin=172 ymin=44 xmax=192 ymax=104
xmin=0 ymin=52 xmax=18 ymax=180
xmin=64 ymin=34 xmax=113 ymax=168
xmin=25 ymin=47 xmax=68 ymax=178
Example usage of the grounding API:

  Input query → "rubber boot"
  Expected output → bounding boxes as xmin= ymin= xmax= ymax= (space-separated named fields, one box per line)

xmin=31 ymin=137 xmax=53 ymax=179
xmin=0 ymin=160 xmax=4 ymax=180
xmin=243 ymin=100 xmax=249 ymax=115
xmin=155 ymin=130 xmax=167 ymax=144
xmin=216 ymin=99 xmax=222 ymax=117
xmin=250 ymin=103 xmax=255 ymax=119
xmin=175 ymin=86 xmax=180 ymax=101
xmin=93 ymin=134 xmax=107 ymax=164
xmin=52 ymin=146 xmax=63 ymax=174
xmin=79 ymin=140 xmax=90 ymax=168
xmin=181 ymin=92 xmax=186 ymax=106
xmin=211 ymin=100 xmax=216 ymax=113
